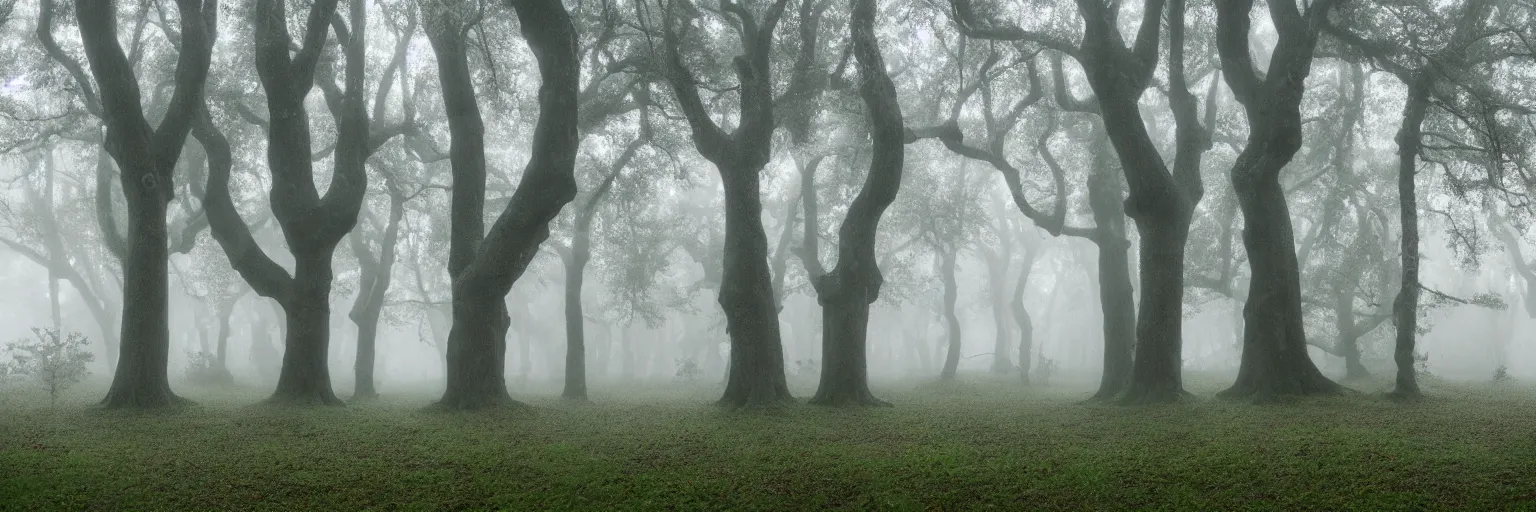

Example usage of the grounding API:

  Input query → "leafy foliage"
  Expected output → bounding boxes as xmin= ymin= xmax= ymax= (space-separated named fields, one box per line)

xmin=3 ymin=328 xmax=92 ymax=407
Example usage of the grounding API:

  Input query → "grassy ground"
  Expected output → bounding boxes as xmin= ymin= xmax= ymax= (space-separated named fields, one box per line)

xmin=3 ymin=373 xmax=1536 ymax=510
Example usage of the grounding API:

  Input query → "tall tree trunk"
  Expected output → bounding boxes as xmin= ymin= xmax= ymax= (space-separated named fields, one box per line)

xmin=1215 ymin=0 xmax=1342 ymax=401
xmin=1391 ymin=77 xmax=1429 ymax=399
xmin=716 ymin=163 xmax=794 ymax=407
xmin=428 ymin=0 xmax=579 ymax=410
xmin=806 ymin=0 xmax=903 ymax=406
xmin=562 ymin=250 xmax=588 ymax=399
xmin=77 ymin=0 xmax=216 ymax=409
xmin=1088 ymin=182 xmax=1136 ymax=400
xmin=1011 ymin=264 xmax=1034 ymax=384
xmin=984 ymin=248 xmax=1014 ymax=374
xmin=938 ymin=248 xmax=962 ymax=380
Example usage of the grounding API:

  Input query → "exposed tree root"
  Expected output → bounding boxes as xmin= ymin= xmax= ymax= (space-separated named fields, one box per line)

xmin=809 ymin=388 xmax=892 ymax=407
xmin=428 ymin=390 xmax=524 ymax=412
xmin=99 ymin=387 xmax=193 ymax=410
xmin=1115 ymin=386 xmax=1193 ymax=406
xmin=266 ymin=389 xmax=347 ymax=407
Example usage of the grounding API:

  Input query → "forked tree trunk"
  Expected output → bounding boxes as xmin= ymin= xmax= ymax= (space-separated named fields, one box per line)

xmin=77 ymin=0 xmax=216 ymax=409
xmin=1215 ymin=0 xmax=1342 ymax=402
xmin=428 ymin=0 xmax=579 ymax=410
xmin=806 ymin=0 xmax=903 ymax=406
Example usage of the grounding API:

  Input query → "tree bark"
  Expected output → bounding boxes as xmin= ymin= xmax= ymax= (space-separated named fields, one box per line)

xmin=938 ymin=248 xmax=962 ymax=380
xmin=429 ymin=0 xmax=580 ymax=410
xmin=1086 ymin=159 xmax=1136 ymax=401
xmin=658 ymin=0 xmax=795 ymax=408
xmin=1390 ymin=77 xmax=1430 ymax=399
xmin=1215 ymin=0 xmax=1344 ymax=402
xmin=74 ymin=0 xmax=216 ymax=409
xmin=1011 ymin=242 xmax=1038 ymax=384
xmin=806 ymin=0 xmax=903 ymax=406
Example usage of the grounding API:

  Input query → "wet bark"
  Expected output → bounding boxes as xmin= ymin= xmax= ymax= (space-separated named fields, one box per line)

xmin=805 ymin=0 xmax=902 ymax=406
xmin=72 ymin=0 xmax=215 ymax=409
xmin=1215 ymin=0 xmax=1344 ymax=401
xmin=428 ymin=0 xmax=580 ymax=410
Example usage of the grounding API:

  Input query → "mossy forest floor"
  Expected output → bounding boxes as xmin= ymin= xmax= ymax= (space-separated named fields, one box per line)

xmin=3 ymin=372 xmax=1535 ymax=510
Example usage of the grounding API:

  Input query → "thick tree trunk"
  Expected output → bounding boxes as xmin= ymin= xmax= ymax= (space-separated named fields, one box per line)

xmin=939 ymin=249 xmax=962 ymax=380
xmin=1219 ymin=161 xmax=1341 ymax=400
xmin=717 ymin=164 xmax=793 ymax=408
xmin=269 ymin=257 xmax=343 ymax=405
xmin=426 ymin=0 xmax=579 ymax=410
xmin=806 ymin=0 xmax=902 ymax=405
xmin=1214 ymin=0 xmax=1342 ymax=402
xmin=352 ymin=307 xmax=381 ymax=400
xmin=1391 ymin=79 xmax=1429 ymax=399
xmin=811 ymin=287 xmax=886 ymax=405
xmin=1120 ymin=223 xmax=1190 ymax=402
xmin=440 ymin=294 xmax=513 ymax=409
xmin=102 ymin=191 xmax=184 ymax=408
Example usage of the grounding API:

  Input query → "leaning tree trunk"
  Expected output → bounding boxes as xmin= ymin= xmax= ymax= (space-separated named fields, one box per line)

xmin=429 ymin=0 xmax=579 ymax=410
xmin=938 ymin=248 xmax=962 ymax=380
xmin=1391 ymin=78 xmax=1429 ymax=399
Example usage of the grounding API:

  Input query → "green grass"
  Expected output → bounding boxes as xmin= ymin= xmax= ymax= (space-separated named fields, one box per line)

xmin=3 ymin=374 xmax=1536 ymax=510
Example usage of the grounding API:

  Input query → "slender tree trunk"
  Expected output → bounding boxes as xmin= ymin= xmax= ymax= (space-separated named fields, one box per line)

xmin=939 ymin=249 xmax=962 ymax=380
xmin=985 ymin=250 xmax=1014 ymax=374
xmin=562 ymin=250 xmax=588 ymax=399
xmin=1011 ymin=255 xmax=1034 ymax=384
xmin=352 ymin=308 xmax=381 ymax=400
xmin=1087 ymin=159 xmax=1136 ymax=401
xmin=1335 ymin=290 xmax=1368 ymax=380
xmin=1391 ymin=78 xmax=1429 ymax=399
